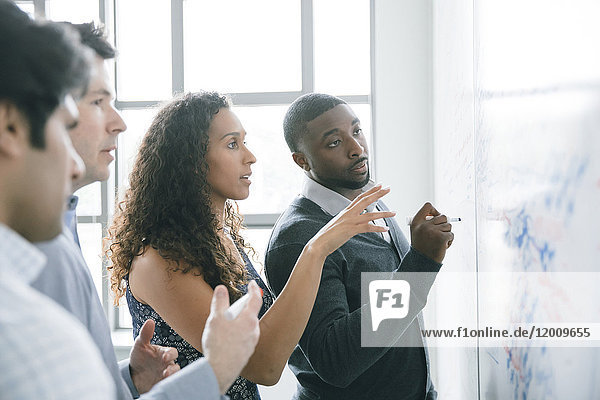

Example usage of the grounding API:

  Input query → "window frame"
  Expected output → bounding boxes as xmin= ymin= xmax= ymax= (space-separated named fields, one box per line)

xmin=27 ymin=0 xmax=375 ymax=333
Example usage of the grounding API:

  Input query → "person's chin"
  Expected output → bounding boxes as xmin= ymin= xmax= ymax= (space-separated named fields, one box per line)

xmin=94 ymin=167 xmax=110 ymax=184
xmin=232 ymin=190 xmax=250 ymax=201
xmin=346 ymin=172 xmax=370 ymax=189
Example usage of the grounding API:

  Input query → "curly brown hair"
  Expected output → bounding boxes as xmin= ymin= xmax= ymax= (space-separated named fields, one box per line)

xmin=106 ymin=92 xmax=254 ymax=305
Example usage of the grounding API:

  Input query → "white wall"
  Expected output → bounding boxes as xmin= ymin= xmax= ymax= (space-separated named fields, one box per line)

xmin=373 ymin=0 xmax=457 ymax=394
xmin=431 ymin=0 xmax=479 ymax=398
xmin=372 ymin=0 xmax=433 ymax=238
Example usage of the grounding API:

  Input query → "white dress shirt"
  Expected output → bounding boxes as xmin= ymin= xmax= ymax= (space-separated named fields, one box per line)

xmin=301 ymin=176 xmax=392 ymax=243
xmin=0 ymin=223 xmax=115 ymax=399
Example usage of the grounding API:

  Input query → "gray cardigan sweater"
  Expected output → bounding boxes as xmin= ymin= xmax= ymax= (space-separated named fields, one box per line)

xmin=265 ymin=196 xmax=440 ymax=400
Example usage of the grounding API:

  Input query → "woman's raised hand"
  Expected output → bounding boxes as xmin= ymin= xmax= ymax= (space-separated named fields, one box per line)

xmin=306 ymin=184 xmax=395 ymax=257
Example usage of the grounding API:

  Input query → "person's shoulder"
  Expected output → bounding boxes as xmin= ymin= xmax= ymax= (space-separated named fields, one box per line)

xmin=274 ymin=196 xmax=331 ymax=233
xmin=35 ymin=230 xmax=80 ymax=265
xmin=1 ymin=276 xmax=81 ymax=331
xmin=130 ymin=245 xmax=188 ymax=278
xmin=32 ymin=231 xmax=93 ymax=294
xmin=0 ymin=277 xmax=114 ymax=397
xmin=0 ymin=276 xmax=93 ymax=352
xmin=129 ymin=246 xmax=210 ymax=305
xmin=129 ymin=246 xmax=172 ymax=287
xmin=268 ymin=196 xmax=330 ymax=249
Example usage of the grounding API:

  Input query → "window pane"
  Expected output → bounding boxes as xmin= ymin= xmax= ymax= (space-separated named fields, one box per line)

xmin=350 ymin=103 xmax=372 ymax=147
xmin=78 ymin=223 xmax=103 ymax=300
xmin=241 ymin=228 xmax=272 ymax=281
xmin=74 ymin=181 xmax=102 ymax=216
xmin=116 ymin=0 xmax=171 ymax=100
xmin=183 ymin=0 xmax=301 ymax=93
xmin=45 ymin=0 xmax=99 ymax=24
xmin=119 ymin=304 xmax=133 ymax=329
xmin=117 ymin=107 xmax=160 ymax=195
xmin=314 ymin=0 xmax=371 ymax=95
xmin=232 ymin=105 xmax=303 ymax=215
xmin=15 ymin=1 xmax=34 ymax=18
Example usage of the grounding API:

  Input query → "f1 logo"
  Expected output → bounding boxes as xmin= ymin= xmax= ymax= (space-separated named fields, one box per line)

xmin=369 ymin=280 xmax=410 ymax=331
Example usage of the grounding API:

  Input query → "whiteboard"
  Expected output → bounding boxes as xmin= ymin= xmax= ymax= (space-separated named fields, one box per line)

xmin=431 ymin=0 xmax=478 ymax=398
xmin=432 ymin=0 xmax=600 ymax=398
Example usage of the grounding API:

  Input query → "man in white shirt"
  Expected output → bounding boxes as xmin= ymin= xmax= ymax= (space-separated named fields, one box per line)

xmin=0 ymin=2 xmax=262 ymax=398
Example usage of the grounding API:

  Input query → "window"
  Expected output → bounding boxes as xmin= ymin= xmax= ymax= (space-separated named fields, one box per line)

xmin=183 ymin=1 xmax=302 ymax=93
xmin=45 ymin=0 xmax=99 ymax=23
xmin=15 ymin=1 xmax=34 ymax=17
xmin=33 ymin=0 xmax=372 ymax=335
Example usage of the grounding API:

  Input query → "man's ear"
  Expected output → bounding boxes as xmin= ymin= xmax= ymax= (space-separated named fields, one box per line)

xmin=292 ymin=152 xmax=311 ymax=171
xmin=0 ymin=102 xmax=28 ymax=158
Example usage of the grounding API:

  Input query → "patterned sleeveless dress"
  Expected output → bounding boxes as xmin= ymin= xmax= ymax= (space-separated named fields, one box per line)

xmin=126 ymin=248 xmax=274 ymax=400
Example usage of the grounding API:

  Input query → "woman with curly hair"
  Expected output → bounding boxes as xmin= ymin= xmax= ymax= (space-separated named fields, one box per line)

xmin=107 ymin=91 xmax=393 ymax=399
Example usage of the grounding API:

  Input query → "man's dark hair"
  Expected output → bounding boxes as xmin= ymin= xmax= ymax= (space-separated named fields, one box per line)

xmin=0 ymin=0 xmax=91 ymax=148
xmin=283 ymin=93 xmax=347 ymax=153
xmin=68 ymin=22 xmax=116 ymax=59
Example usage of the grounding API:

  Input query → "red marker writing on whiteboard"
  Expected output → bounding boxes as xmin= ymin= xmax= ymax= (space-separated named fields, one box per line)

xmin=224 ymin=287 xmax=264 ymax=320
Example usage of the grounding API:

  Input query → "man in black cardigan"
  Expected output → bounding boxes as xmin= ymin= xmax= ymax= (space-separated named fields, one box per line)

xmin=265 ymin=93 xmax=454 ymax=400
